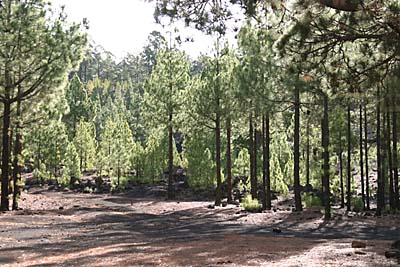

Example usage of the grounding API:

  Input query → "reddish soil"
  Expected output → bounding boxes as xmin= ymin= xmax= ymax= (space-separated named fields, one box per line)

xmin=0 ymin=186 xmax=399 ymax=267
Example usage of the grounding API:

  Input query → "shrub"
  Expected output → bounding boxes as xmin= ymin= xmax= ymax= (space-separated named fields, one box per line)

xmin=241 ymin=195 xmax=262 ymax=212
xmin=302 ymin=192 xmax=322 ymax=207
xmin=351 ymin=197 xmax=364 ymax=212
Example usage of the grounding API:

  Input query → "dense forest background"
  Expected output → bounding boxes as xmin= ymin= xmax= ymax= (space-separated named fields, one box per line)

xmin=1 ymin=0 xmax=399 ymax=221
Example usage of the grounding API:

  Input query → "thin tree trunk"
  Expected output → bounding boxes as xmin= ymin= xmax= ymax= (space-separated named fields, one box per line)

xmin=12 ymin=100 xmax=22 ymax=210
xmin=226 ymin=117 xmax=233 ymax=203
xmin=376 ymin=86 xmax=384 ymax=216
xmin=254 ymin=118 xmax=258 ymax=199
xmin=339 ymin=148 xmax=345 ymax=208
xmin=359 ymin=105 xmax=365 ymax=210
xmin=262 ymin=114 xmax=271 ymax=210
xmin=294 ymin=86 xmax=302 ymax=211
xmin=306 ymin=112 xmax=310 ymax=186
xmin=387 ymin=111 xmax=395 ymax=209
xmin=364 ymin=106 xmax=370 ymax=210
xmin=392 ymin=110 xmax=399 ymax=209
xmin=249 ymin=115 xmax=256 ymax=199
xmin=322 ymin=95 xmax=331 ymax=219
xmin=1 ymin=101 xmax=11 ymax=211
xmin=346 ymin=105 xmax=352 ymax=212
xmin=215 ymin=114 xmax=222 ymax=206
xmin=168 ymin=112 xmax=174 ymax=200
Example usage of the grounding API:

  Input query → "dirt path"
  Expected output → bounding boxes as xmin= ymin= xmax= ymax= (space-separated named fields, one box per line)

xmin=0 ymin=187 xmax=399 ymax=266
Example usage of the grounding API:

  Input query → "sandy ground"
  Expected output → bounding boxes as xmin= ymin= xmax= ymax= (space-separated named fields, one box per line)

xmin=0 ymin=186 xmax=399 ymax=267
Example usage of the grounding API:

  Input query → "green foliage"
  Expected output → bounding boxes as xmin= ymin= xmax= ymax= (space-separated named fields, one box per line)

xmin=302 ymin=193 xmax=322 ymax=208
xmin=241 ymin=195 xmax=262 ymax=212
xmin=64 ymin=142 xmax=81 ymax=183
xmin=186 ymin=133 xmax=215 ymax=189
xmin=74 ymin=120 xmax=97 ymax=171
xmin=233 ymin=148 xmax=250 ymax=178
xmin=351 ymin=197 xmax=364 ymax=212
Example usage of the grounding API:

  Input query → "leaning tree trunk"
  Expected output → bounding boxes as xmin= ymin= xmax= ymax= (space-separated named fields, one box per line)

xmin=318 ymin=0 xmax=359 ymax=11
xmin=364 ymin=106 xmax=370 ymax=210
xmin=215 ymin=114 xmax=222 ymax=206
xmin=12 ymin=99 xmax=22 ymax=210
xmin=262 ymin=113 xmax=271 ymax=210
xmin=294 ymin=86 xmax=302 ymax=211
xmin=322 ymin=95 xmax=331 ymax=219
xmin=226 ymin=117 xmax=233 ymax=204
xmin=1 ymin=100 xmax=11 ymax=211
xmin=346 ymin=105 xmax=352 ymax=212
xmin=168 ymin=112 xmax=175 ymax=200
xmin=376 ymin=87 xmax=384 ymax=216
xmin=392 ymin=110 xmax=399 ymax=209
xmin=359 ymin=105 xmax=365 ymax=210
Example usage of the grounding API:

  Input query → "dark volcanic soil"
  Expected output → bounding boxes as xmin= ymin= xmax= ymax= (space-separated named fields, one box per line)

xmin=0 ymin=186 xmax=399 ymax=267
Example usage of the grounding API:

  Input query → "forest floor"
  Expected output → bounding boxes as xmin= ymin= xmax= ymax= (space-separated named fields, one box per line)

xmin=1 ymin=183 xmax=400 ymax=267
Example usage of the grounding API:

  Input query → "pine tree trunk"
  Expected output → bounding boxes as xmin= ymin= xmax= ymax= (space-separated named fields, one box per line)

xmin=306 ymin=113 xmax=311 ymax=186
xmin=339 ymin=148 xmax=345 ymax=208
xmin=215 ymin=114 xmax=222 ymax=206
xmin=359 ymin=105 xmax=365 ymax=210
xmin=376 ymin=87 xmax=384 ymax=216
xmin=253 ymin=119 xmax=258 ymax=199
xmin=346 ymin=105 xmax=352 ymax=211
xmin=364 ymin=106 xmax=370 ymax=210
xmin=249 ymin=115 xmax=256 ymax=199
xmin=8 ymin=128 xmax=13 ymax=196
xmin=322 ymin=95 xmax=331 ymax=219
xmin=226 ymin=117 xmax=233 ymax=204
xmin=12 ymin=101 xmax=22 ymax=210
xmin=1 ymin=100 xmax=11 ymax=211
xmin=168 ymin=112 xmax=174 ymax=200
xmin=294 ymin=86 xmax=302 ymax=211
xmin=387 ymin=111 xmax=395 ymax=209
xmin=262 ymin=114 xmax=271 ymax=210
xmin=392 ymin=110 xmax=399 ymax=209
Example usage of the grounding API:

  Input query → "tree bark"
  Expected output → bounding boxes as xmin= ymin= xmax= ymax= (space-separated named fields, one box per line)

xmin=12 ymin=100 xmax=22 ymax=210
xmin=346 ymin=105 xmax=352 ymax=211
xmin=387 ymin=111 xmax=395 ymax=209
xmin=254 ymin=118 xmax=258 ymax=199
xmin=376 ymin=87 xmax=384 ymax=216
xmin=392 ymin=110 xmax=399 ymax=209
xmin=322 ymin=95 xmax=331 ymax=219
xmin=339 ymin=147 xmax=345 ymax=208
xmin=262 ymin=114 xmax=271 ymax=210
xmin=168 ymin=112 xmax=175 ymax=200
xmin=215 ymin=114 xmax=222 ymax=206
xmin=359 ymin=105 xmax=365 ymax=210
xmin=226 ymin=117 xmax=233 ymax=203
xmin=1 ymin=101 xmax=11 ymax=211
xmin=306 ymin=112 xmax=311 ymax=186
xmin=294 ymin=86 xmax=302 ymax=211
xmin=364 ymin=106 xmax=370 ymax=210
xmin=318 ymin=0 xmax=359 ymax=11
xmin=249 ymin=115 xmax=257 ymax=199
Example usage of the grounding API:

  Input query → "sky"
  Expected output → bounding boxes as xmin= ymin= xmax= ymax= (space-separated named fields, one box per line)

xmin=51 ymin=0 xmax=218 ymax=60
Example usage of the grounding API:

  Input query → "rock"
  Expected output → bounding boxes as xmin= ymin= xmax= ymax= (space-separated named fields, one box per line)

xmin=354 ymin=251 xmax=366 ymax=255
xmin=391 ymin=240 xmax=400 ymax=250
xmin=351 ymin=241 xmax=367 ymax=248
xmin=207 ymin=204 xmax=215 ymax=209
xmin=385 ymin=250 xmax=400 ymax=259
xmin=272 ymin=228 xmax=282 ymax=234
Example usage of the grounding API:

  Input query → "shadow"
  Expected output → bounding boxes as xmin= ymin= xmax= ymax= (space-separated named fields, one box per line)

xmin=1 ymin=190 xmax=399 ymax=266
